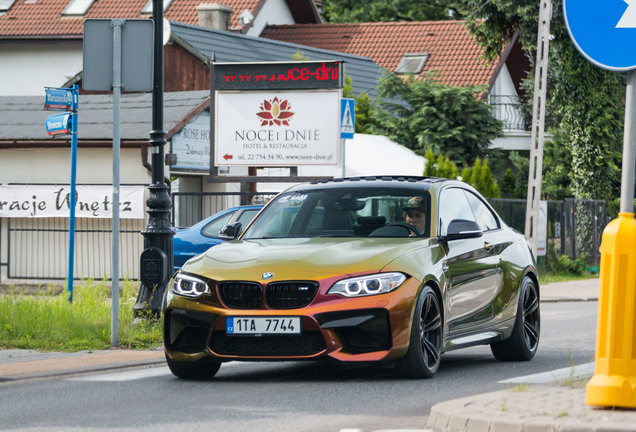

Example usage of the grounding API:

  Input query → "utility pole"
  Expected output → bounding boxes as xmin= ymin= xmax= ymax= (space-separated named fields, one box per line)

xmin=525 ymin=0 xmax=552 ymax=257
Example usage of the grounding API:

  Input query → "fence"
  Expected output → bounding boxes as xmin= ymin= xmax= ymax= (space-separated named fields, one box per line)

xmin=2 ymin=217 xmax=144 ymax=282
xmin=171 ymin=191 xmax=278 ymax=228
xmin=489 ymin=198 xmax=608 ymax=267
xmin=0 ymin=196 xmax=608 ymax=283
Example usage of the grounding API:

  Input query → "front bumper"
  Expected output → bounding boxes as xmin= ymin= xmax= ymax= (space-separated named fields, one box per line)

xmin=163 ymin=276 xmax=420 ymax=364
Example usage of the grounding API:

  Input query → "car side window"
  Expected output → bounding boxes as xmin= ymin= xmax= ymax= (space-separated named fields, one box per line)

xmin=201 ymin=211 xmax=235 ymax=238
xmin=465 ymin=192 xmax=499 ymax=231
xmin=439 ymin=188 xmax=475 ymax=236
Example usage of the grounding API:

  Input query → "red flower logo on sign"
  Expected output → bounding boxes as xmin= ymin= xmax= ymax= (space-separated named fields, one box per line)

xmin=256 ymin=97 xmax=294 ymax=126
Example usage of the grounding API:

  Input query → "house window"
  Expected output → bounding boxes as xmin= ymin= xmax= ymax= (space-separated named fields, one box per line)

xmin=141 ymin=0 xmax=174 ymax=14
xmin=62 ymin=0 xmax=96 ymax=16
xmin=395 ymin=53 xmax=430 ymax=75
xmin=0 ymin=0 xmax=16 ymax=13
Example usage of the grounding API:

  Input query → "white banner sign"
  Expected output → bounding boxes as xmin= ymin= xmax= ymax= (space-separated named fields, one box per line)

xmin=215 ymin=90 xmax=340 ymax=166
xmin=0 ymin=185 xmax=145 ymax=219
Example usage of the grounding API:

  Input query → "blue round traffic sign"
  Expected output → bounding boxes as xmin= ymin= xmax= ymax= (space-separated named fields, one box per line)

xmin=564 ymin=0 xmax=636 ymax=71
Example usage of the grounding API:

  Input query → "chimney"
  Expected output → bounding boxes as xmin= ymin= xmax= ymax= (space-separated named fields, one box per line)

xmin=197 ymin=3 xmax=233 ymax=31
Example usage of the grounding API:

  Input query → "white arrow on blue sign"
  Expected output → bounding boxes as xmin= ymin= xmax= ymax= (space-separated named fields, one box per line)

xmin=564 ymin=0 xmax=636 ymax=71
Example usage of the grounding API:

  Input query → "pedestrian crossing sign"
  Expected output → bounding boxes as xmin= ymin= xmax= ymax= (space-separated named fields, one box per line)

xmin=340 ymin=98 xmax=355 ymax=139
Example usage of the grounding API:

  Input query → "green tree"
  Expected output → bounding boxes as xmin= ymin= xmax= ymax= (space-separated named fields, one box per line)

xmin=372 ymin=73 xmax=503 ymax=166
xmin=453 ymin=0 xmax=624 ymax=202
xmin=500 ymin=169 xmax=516 ymax=198
xmin=509 ymin=151 xmax=529 ymax=199
xmin=423 ymin=148 xmax=459 ymax=179
xmin=463 ymin=157 xmax=500 ymax=198
xmin=322 ymin=0 xmax=455 ymax=23
xmin=542 ymin=130 xmax=572 ymax=200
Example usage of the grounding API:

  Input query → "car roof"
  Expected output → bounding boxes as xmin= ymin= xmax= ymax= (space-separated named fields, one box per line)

xmin=284 ymin=176 xmax=455 ymax=193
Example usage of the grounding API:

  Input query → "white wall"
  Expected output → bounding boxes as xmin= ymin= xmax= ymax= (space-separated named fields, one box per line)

xmin=0 ymin=41 xmax=83 ymax=96
xmin=0 ymin=147 xmax=150 ymax=184
xmin=491 ymin=64 xmax=517 ymax=97
xmin=246 ymin=0 xmax=295 ymax=36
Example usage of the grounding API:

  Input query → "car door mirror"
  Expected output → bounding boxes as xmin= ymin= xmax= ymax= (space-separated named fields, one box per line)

xmin=441 ymin=219 xmax=482 ymax=241
xmin=218 ymin=222 xmax=242 ymax=240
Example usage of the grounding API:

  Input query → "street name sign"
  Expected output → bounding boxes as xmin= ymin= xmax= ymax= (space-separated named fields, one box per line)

xmin=45 ymin=112 xmax=72 ymax=136
xmin=564 ymin=0 xmax=636 ymax=71
xmin=44 ymin=87 xmax=75 ymax=110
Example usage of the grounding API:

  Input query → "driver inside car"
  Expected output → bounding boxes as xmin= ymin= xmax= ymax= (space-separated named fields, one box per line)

xmin=403 ymin=196 xmax=426 ymax=236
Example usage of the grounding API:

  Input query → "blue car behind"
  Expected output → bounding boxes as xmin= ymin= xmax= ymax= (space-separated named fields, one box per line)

xmin=173 ymin=205 xmax=263 ymax=271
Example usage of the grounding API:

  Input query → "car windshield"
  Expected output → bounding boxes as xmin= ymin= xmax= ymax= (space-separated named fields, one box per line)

xmin=243 ymin=187 xmax=430 ymax=239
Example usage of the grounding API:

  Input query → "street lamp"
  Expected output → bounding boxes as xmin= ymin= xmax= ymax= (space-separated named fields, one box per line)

xmin=134 ymin=0 xmax=174 ymax=317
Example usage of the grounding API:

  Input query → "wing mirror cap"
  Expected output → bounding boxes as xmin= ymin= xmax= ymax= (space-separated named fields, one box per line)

xmin=440 ymin=219 xmax=483 ymax=241
xmin=218 ymin=221 xmax=243 ymax=240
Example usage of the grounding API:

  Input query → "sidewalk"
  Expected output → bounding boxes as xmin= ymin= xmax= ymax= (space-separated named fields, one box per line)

xmin=4 ymin=278 xmax=635 ymax=432
xmin=0 ymin=348 xmax=165 ymax=381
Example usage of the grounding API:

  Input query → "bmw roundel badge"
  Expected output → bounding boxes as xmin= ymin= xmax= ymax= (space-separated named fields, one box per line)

xmin=261 ymin=272 xmax=274 ymax=280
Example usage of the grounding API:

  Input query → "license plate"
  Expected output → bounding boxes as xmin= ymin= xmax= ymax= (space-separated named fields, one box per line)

xmin=226 ymin=317 xmax=301 ymax=335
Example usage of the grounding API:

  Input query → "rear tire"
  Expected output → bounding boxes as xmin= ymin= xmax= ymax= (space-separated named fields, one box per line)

xmin=491 ymin=276 xmax=540 ymax=361
xmin=396 ymin=286 xmax=443 ymax=379
xmin=165 ymin=354 xmax=222 ymax=379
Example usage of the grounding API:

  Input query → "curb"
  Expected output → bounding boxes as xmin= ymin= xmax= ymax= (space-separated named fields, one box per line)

xmin=0 ymin=349 xmax=166 ymax=382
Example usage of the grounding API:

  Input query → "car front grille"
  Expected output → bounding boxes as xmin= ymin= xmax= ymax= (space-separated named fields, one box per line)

xmin=218 ymin=282 xmax=263 ymax=309
xmin=218 ymin=281 xmax=319 ymax=309
xmin=265 ymin=281 xmax=318 ymax=309
xmin=210 ymin=331 xmax=326 ymax=357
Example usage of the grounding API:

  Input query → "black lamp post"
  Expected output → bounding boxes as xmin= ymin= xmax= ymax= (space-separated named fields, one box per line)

xmin=134 ymin=0 xmax=174 ymax=317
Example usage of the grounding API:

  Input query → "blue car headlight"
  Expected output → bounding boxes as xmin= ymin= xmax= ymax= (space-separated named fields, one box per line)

xmin=171 ymin=273 xmax=210 ymax=298
xmin=328 ymin=272 xmax=406 ymax=297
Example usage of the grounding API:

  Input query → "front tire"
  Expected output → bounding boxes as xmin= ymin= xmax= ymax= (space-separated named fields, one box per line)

xmin=491 ymin=276 xmax=540 ymax=361
xmin=396 ymin=286 xmax=443 ymax=378
xmin=165 ymin=354 xmax=222 ymax=379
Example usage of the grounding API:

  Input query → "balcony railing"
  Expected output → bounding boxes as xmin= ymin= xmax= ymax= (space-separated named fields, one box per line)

xmin=488 ymin=95 xmax=528 ymax=131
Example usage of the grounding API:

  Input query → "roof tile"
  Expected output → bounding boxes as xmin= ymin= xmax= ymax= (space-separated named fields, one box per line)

xmin=0 ymin=0 xmax=265 ymax=37
xmin=261 ymin=21 xmax=499 ymax=88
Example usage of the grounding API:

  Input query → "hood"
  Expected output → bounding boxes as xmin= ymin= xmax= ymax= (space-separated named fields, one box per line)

xmin=181 ymin=237 xmax=430 ymax=281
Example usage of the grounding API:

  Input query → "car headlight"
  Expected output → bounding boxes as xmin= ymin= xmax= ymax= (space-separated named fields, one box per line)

xmin=171 ymin=273 xmax=210 ymax=298
xmin=328 ymin=272 xmax=406 ymax=297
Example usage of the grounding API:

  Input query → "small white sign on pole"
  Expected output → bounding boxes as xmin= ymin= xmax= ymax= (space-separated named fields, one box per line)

xmin=537 ymin=200 xmax=548 ymax=256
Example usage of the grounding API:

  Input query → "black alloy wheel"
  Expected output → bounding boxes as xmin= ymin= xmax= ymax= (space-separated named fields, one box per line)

xmin=491 ymin=276 xmax=540 ymax=361
xmin=396 ymin=286 xmax=443 ymax=378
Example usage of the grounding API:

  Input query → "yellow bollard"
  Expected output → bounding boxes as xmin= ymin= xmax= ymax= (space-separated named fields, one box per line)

xmin=585 ymin=212 xmax=636 ymax=408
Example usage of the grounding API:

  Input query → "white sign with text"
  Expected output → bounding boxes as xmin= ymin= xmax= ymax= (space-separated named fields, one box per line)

xmin=171 ymin=111 xmax=211 ymax=171
xmin=215 ymin=90 xmax=340 ymax=166
xmin=0 ymin=185 xmax=145 ymax=218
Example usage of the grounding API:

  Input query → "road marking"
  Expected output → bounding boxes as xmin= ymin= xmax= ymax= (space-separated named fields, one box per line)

xmin=498 ymin=362 xmax=595 ymax=384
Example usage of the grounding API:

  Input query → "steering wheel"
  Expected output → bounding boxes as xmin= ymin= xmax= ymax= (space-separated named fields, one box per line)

xmin=383 ymin=222 xmax=422 ymax=237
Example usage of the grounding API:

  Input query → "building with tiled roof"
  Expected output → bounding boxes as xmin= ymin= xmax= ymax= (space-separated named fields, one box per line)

xmin=0 ymin=0 xmax=320 ymax=95
xmin=261 ymin=21 xmax=528 ymax=92
xmin=262 ymin=21 xmax=532 ymax=150
xmin=0 ymin=0 xmax=320 ymax=37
